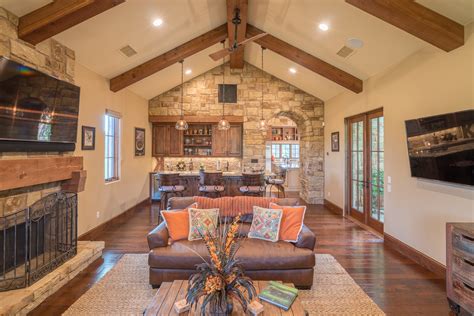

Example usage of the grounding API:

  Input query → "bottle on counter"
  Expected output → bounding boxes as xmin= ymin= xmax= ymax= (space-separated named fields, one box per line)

xmin=189 ymin=159 xmax=194 ymax=171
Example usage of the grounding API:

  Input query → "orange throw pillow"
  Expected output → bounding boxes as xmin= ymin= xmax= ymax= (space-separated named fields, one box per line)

xmin=269 ymin=203 xmax=306 ymax=242
xmin=161 ymin=203 xmax=197 ymax=241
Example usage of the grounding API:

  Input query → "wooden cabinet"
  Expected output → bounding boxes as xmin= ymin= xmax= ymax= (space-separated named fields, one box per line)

xmin=212 ymin=125 xmax=228 ymax=156
xmin=447 ymin=223 xmax=474 ymax=315
xmin=227 ymin=125 xmax=242 ymax=157
xmin=152 ymin=124 xmax=183 ymax=157
xmin=168 ymin=126 xmax=183 ymax=156
xmin=153 ymin=123 xmax=242 ymax=157
xmin=212 ymin=125 xmax=242 ymax=157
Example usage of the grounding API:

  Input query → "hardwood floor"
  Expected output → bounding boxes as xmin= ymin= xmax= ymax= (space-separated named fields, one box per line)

xmin=31 ymin=199 xmax=450 ymax=315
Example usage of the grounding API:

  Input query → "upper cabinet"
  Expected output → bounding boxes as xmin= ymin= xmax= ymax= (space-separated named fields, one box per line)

xmin=152 ymin=124 xmax=183 ymax=157
xmin=152 ymin=123 xmax=242 ymax=158
xmin=227 ymin=125 xmax=242 ymax=157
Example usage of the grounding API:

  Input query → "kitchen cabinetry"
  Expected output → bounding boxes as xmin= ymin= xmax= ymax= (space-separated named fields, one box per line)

xmin=152 ymin=123 xmax=242 ymax=158
xmin=152 ymin=124 xmax=183 ymax=157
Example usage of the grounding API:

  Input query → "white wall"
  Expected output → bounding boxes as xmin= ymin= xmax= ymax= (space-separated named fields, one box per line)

xmin=324 ymin=24 xmax=474 ymax=265
xmin=74 ymin=63 xmax=153 ymax=236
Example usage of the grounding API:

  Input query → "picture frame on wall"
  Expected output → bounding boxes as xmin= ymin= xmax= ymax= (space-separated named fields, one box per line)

xmin=331 ymin=132 xmax=340 ymax=152
xmin=81 ymin=126 xmax=95 ymax=150
xmin=135 ymin=127 xmax=145 ymax=156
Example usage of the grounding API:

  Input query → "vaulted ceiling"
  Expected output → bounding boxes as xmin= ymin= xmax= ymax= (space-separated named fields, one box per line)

xmin=2 ymin=0 xmax=473 ymax=101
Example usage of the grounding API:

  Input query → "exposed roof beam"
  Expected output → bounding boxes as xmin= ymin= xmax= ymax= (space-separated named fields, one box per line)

xmin=19 ymin=0 xmax=125 ymax=45
xmin=227 ymin=0 xmax=248 ymax=69
xmin=246 ymin=24 xmax=363 ymax=93
xmin=345 ymin=0 xmax=464 ymax=52
xmin=110 ymin=24 xmax=227 ymax=92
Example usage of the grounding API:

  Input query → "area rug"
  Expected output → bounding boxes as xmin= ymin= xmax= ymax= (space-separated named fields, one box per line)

xmin=63 ymin=254 xmax=385 ymax=315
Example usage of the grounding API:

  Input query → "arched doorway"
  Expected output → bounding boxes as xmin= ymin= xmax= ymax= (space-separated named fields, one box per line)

xmin=265 ymin=116 xmax=301 ymax=195
xmin=266 ymin=109 xmax=324 ymax=203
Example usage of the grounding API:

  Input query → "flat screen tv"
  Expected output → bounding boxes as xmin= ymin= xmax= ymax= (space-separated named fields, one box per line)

xmin=0 ymin=57 xmax=80 ymax=152
xmin=405 ymin=109 xmax=473 ymax=186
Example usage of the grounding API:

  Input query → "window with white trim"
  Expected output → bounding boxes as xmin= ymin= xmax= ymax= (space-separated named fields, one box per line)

xmin=104 ymin=111 xmax=120 ymax=182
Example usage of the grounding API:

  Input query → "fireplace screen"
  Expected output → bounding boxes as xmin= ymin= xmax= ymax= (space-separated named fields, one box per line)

xmin=0 ymin=192 xmax=77 ymax=292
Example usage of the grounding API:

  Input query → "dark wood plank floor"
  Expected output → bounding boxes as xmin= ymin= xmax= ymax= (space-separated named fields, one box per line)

xmin=31 ymin=199 xmax=450 ymax=315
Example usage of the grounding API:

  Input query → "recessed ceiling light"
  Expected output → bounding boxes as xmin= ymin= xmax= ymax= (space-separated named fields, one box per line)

xmin=152 ymin=18 xmax=163 ymax=27
xmin=289 ymin=67 xmax=297 ymax=74
xmin=318 ymin=23 xmax=329 ymax=31
xmin=185 ymin=69 xmax=192 ymax=75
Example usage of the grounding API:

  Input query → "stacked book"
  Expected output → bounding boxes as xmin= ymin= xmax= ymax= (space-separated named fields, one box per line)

xmin=258 ymin=281 xmax=299 ymax=311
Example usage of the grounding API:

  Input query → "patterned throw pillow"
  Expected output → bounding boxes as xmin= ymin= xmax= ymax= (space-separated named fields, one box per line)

xmin=188 ymin=208 xmax=219 ymax=241
xmin=248 ymin=206 xmax=283 ymax=242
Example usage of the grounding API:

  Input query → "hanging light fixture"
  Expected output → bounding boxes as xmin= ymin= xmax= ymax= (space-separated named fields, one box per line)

xmin=175 ymin=60 xmax=188 ymax=131
xmin=258 ymin=46 xmax=267 ymax=131
xmin=218 ymin=41 xmax=230 ymax=131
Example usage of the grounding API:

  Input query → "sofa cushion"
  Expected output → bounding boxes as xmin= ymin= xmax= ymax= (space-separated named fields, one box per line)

xmin=248 ymin=206 xmax=283 ymax=242
xmin=193 ymin=196 xmax=233 ymax=216
xmin=188 ymin=208 xmax=219 ymax=241
xmin=270 ymin=203 xmax=306 ymax=242
xmin=148 ymin=238 xmax=315 ymax=270
xmin=231 ymin=196 xmax=278 ymax=216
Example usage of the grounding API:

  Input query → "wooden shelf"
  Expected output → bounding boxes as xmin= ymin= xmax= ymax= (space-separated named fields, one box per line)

xmin=184 ymin=134 xmax=212 ymax=137
xmin=184 ymin=144 xmax=212 ymax=147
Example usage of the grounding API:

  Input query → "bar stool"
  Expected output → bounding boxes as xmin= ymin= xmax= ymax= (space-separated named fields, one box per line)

xmin=198 ymin=171 xmax=225 ymax=198
xmin=239 ymin=173 xmax=266 ymax=197
xmin=158 ymin=173 xmax=185 ymax=211
xmin=266 ymin=166 xmax=287 ymax=198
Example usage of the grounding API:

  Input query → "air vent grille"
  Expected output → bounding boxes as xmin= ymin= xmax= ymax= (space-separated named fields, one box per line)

xmin=337 ymin=46 xmax=354 ymax=58
xmin=120 ymin=45 xmax=137 ymax=57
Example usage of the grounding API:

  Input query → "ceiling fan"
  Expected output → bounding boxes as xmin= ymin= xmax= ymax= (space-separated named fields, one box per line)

xmin=209 ymin=8 xmax=267 ymax=61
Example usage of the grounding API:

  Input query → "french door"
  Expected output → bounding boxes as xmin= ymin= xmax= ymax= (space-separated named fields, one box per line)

xmin=347 ymin=109 xmax=384 ymax=233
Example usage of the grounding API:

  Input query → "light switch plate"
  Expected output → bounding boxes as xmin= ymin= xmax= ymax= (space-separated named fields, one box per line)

xmin=387 ymin=176 xmax=392 ymax=184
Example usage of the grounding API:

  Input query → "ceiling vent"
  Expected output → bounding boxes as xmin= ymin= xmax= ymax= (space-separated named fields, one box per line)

xmin=120 ymin=45 xmax=137 ymax=57
xmin=336 ymin=45 xmax=354 ymax=58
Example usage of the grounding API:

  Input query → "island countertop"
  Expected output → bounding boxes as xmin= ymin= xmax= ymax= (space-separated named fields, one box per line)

xmin=149 ymin=171 xmax=274 ymax=197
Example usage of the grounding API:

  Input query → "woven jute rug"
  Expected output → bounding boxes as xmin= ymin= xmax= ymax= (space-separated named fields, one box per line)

xmin=63 ymin=254 xmax=385 ymax=315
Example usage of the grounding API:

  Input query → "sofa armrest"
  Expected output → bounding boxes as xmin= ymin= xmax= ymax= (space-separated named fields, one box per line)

xmin=147 ymin=222 xmax=169 ymax=249
xmin=294 ymin=225 xmax=316 ymax=251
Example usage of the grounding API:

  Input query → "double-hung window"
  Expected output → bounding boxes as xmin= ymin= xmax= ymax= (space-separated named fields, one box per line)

xmin=104 ymin=110 xmax=121 ymax=182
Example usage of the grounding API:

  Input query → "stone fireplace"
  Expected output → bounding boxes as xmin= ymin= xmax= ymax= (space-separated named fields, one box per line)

xmin=0 ymin=192 xmax=78 ymax=292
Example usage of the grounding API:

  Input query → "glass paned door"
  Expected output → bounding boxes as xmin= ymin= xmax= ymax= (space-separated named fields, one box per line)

xmin=347 ymin=109 xmax=384 ymax=233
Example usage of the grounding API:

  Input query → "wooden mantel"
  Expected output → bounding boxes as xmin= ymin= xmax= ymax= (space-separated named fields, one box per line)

xmin=0 ymin=156 xmax=85 ymax=192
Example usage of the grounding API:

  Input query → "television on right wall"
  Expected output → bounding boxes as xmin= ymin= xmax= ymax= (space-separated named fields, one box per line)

xmin=405 ymin=109 xmax=473 ymax=186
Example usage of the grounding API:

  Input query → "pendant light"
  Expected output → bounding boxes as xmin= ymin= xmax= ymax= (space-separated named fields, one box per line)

xmin=217 ymin=41 xmax=230 ymax=131
xmin=258 ymin=46 xmax=267 ymax=131
xmin=175 ymin=60 xmax=188 ymax=131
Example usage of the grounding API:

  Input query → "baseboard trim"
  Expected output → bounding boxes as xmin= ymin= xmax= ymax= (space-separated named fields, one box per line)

xmin=324 ymin=199 xmax=343 ymax=216
xmin=384 ymin=233 xmax=446 ymax=279
xmin=346 ymin=215 xmax=383 ymax=239
xmin=79 ymin=198 xmax=150 ymax=241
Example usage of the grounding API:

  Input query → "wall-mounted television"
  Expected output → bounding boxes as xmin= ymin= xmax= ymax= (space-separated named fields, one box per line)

xmin=0 ymin=57 xmax=80 ymax=152
xmin=405 ymin=110 xmax=473 ymax=186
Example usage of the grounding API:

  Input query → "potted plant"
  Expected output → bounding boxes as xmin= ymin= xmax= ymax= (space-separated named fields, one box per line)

xmin=186 ymin=215 xmax=256 ymax=315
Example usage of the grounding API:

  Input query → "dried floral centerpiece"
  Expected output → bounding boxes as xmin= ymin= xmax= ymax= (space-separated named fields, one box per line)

xmin=186 ymin=215 xmax=256 ymax=315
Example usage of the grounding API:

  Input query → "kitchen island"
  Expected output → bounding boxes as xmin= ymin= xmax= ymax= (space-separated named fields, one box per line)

xmin=150 ymin=171 xmax=271 ymax=199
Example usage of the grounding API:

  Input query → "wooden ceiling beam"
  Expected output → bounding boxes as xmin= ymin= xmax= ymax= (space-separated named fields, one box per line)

xmin=227 ymin=0 xmax=248 ymax=69
xmin=246 ymin=24 xmax=363 ymax=93
xmin=345 ymin=0 xmax=464 ymax=52
xmin=110 ymin=24 xmax=228 ymax=92
xmin=19 ymin=0 xmax=125 ymax=45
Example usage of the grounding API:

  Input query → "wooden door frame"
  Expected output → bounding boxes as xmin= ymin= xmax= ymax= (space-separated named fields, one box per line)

xmin=344 ymin=108 xmax=384 ymax=233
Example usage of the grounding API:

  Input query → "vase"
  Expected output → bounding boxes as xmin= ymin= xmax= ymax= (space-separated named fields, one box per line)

xmin=209 ymin=295 xmax=233 ymax=316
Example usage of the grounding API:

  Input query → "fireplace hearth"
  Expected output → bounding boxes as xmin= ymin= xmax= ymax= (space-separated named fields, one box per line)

xmin=0 ymin=192 xmax=77 ymax=292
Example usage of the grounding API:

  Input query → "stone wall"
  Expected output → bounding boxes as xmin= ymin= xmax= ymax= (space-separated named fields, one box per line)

xmin=0 ymin=7 xmax=76 ymax=217
xmin=149 ymin=62 xmax=324 ymax=203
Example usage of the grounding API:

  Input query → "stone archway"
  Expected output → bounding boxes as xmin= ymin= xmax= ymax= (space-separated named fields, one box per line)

xmin=269 ymin=109 xmax=324 ymax=204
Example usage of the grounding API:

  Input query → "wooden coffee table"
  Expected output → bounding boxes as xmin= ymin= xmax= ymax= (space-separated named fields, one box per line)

xmin=144 ymin=280 xmax=307 ymax=315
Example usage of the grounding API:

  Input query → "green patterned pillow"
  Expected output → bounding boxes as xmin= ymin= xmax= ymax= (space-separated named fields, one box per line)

xmin=248 ymin=206 xmax=283 ymax=242
xmin=188 ymin=208 xmax=219 ymax=241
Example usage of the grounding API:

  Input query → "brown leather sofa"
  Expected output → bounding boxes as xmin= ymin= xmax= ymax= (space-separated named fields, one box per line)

xmin=147 ymin=196 xmax=316 ymax=289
